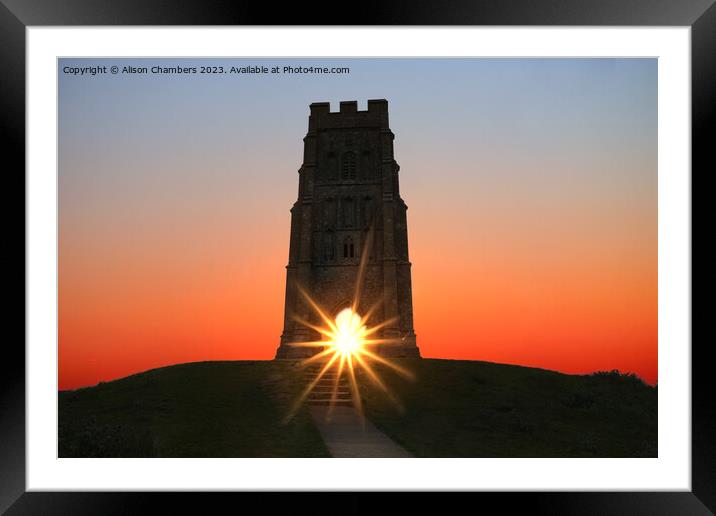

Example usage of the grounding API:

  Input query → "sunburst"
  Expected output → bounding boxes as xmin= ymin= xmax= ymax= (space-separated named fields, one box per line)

xmin=283 ymin=227 xmax=414 ymax=423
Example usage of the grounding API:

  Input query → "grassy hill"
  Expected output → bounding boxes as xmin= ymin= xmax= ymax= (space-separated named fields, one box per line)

xmin=360 ymin=359 xmax=657 ymax=457
xmin=59 ymin=359 xmax=656 ymax=458
xmin=59 ymin=361 xmax=330 ymax=457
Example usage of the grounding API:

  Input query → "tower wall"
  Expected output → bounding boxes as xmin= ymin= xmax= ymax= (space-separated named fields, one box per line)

xmin=276 ymin=100 xmax=420 ymax=359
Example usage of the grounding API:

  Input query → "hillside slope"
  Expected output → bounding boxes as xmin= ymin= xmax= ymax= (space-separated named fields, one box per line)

xmin=360 ymin=359 xmax=657 ymax=457
xmin=59 ymin=361 xmax=330 ymax=457
xmin=59 ymin=359 xmax=657 ymax=458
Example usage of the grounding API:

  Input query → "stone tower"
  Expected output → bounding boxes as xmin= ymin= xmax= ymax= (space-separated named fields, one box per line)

xmin=275 ymin=100 xmax=420 ymax=359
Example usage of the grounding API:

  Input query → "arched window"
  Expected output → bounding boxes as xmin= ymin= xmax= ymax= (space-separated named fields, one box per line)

xmin=323 ymin=231 xmax=335 ymax=261
xmin=361 ymin=150 xmax=371 ymax=179
xmin=326 ymin=152 xmax=338 ymax=181
xmin=342 ymin=152 xmax=356 ymax=180
xmin=343 ymin=197 xmax=354 ymax=227
xmin=363 ymin=229 xmax=375 ymax=261
xmin=323 ymin=198 xmax=335 ymax=228
xmin=362 ymin=196 xmax=374 ymax=227
xmin=343 ymin=236 xmax=354 ymax=258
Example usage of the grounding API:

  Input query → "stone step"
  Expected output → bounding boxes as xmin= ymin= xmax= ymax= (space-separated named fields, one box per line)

xmin=306 ymin=375 xmax=349 ymax=382
xmin=305 ymin=377 xmax=348 ymax=384
xmin=312 ymin=385 xmax=349 ymax=392
xmin=310 ymin=385 xmax=350 ymax=393
xmin=304 ymin=378 xmax=345 ymax=384
xmin=302 ymin=364 xmax=359 ymax=408
xmin=308 ymin=392 xmax=353 ymax=400
xmin=309 ymin=378 xmax=349 ymax=385
xmin=307 ymin=399 xmax=354 ymax=407
xmin=308 ymin=389 xmax=350 ymax=397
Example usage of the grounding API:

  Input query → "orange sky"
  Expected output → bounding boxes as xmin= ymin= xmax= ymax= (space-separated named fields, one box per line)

xmin=58 ymin=58 xmax=657 ymax=389
xmin=57 ymin=172 xmax=657 ymax=389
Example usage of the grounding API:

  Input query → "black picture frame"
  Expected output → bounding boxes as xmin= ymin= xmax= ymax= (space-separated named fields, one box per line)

xmin=3 ymin=0 xmax=713 ymax=513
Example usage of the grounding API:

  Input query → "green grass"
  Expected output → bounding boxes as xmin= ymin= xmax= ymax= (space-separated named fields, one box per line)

xmin=59 ymin=358 xmax=657 ymax=458
xmin=359 ymin=359 xmax=657 ymax=457
xmin=59 ymin=360 xmax=330 ymax=457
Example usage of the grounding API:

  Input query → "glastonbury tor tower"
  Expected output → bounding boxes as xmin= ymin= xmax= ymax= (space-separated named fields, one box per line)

xmin=275 ymin=100 xmax=420 ymax=359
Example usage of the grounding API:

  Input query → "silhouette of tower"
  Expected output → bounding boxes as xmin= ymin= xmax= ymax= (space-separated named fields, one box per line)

xmin=275 ymin=100 xmax=420 ymax=359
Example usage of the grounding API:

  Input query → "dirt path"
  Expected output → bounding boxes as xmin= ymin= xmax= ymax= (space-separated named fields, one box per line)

xmin=310 ymin=406 xmax=413 ymax=458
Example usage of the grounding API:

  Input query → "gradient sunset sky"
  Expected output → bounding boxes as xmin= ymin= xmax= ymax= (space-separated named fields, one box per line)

xmin=58 ymin=58 xmax=657 ymax=390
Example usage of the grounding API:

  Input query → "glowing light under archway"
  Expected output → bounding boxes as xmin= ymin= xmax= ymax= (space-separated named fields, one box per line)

xmin=332 ymin=308 xmax=367 ymax=356
xmin=282 ymin=227 xmax=415 ymax=423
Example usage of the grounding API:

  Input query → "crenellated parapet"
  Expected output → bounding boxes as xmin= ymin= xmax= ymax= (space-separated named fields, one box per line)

xmin=308 ymin=99 xmax=390 ymax=131
xmin=277 ymin=100 xmax=420 ymax=360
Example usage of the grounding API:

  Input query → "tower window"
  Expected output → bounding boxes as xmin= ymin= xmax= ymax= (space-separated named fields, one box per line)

xmin=343 ymin=197 xmax=354 ymax=227
xmin=323 ymin=198 xmax=335 ymax=228
xmin=343 ymin=237 xmax=354 ymax=258
xmin=323 ymin=231 xmax=335 ymax=261
xmin=322 ymin=152 xmax=337 ymax=182
xmin=362 ymin=196 xmax=374 ymax=227
xmin=342 ymin=152 xmax=356 ymax=180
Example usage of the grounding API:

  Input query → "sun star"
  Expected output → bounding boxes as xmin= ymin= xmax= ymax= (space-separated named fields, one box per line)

xmin=331 ymin=308 xmax=367 ymax=356
xmin=282 ymin=291 xmax=414 ymax=424
xmin=282 ymin=228 xmax=414 ymax=423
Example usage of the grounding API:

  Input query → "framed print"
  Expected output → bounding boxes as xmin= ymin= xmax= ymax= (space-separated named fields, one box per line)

xmin=4 ymin=0 xmax=714 ymax=513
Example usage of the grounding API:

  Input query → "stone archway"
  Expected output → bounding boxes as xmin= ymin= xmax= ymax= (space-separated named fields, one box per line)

xmin=331 ymin=299 xmax=353 ymax=319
